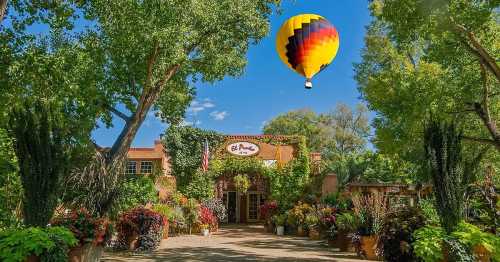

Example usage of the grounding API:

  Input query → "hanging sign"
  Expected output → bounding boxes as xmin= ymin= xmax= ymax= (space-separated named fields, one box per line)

xmin=226 ymin=142 xmax=260 ymax=156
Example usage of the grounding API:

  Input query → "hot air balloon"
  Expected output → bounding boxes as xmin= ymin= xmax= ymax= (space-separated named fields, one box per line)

xmin=276 ymin=14 xmax=339 ymax=89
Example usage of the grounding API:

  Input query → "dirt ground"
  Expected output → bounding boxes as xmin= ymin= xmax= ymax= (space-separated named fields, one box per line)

xmin=102 ymin=224 xmax=372 ymax=262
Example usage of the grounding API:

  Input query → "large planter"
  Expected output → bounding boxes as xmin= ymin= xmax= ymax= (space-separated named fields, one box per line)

xmin=328 ymin=231 xmax=351 ymax=251
xmin=297 ymin=225 xmax=307 ymax=237
xmin=126 ymin=232 xmax=139 ymax=251
xmin=162 ymin=222 xmax=170 ymax=239
xmin=265 ymin=220 xmax=274 ymax=233
xmin=68 ymin=244 xmax=104 ymax=262
xmin=201 ymin=228 xmax=210 ymax=237
xmin=473 ymin=245 xmax=491 ymax=262
xmin=361 ymin=235 xmax=378 ymax=260
xmin=309 ymin=228 xmax=321 ymax=240
xmin=276 ymin=226 xmax=285 ymax=236
xmin=25 ymin=255 xmax=39 ymax=262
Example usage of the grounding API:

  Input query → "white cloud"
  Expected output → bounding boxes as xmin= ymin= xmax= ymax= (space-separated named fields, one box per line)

xmin=180 ymin=119 xmax=201 ymax=126
xmin=210 ymin=111 xmax=229 ymax=121
xmin=202 ymin=101 xmax=215 ymax=108
xmin=187 ymin=98 xmax=215 ymax=115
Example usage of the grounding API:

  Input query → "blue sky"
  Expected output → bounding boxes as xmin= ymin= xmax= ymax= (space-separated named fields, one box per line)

xmin=92 ymin=1 xmax=373 ymax=147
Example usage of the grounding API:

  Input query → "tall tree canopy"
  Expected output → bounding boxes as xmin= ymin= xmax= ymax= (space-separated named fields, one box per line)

xmin=1 ymin=0 xmax=280 ymax=215
xmin=355 ymin=0 xmax=499 ymax=159
xmin=262 ymin=103 xmax=370 ymax=159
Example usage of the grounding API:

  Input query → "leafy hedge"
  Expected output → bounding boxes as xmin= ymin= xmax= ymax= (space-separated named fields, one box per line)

xmin=163 ymin=125 xmax=224 ymax=197
xmin=0 ymin=227 xmax=78 ymax=262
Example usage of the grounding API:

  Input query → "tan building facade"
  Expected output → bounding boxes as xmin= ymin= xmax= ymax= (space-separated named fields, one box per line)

xmin=126 ymin=140 xmax=171 ymax=176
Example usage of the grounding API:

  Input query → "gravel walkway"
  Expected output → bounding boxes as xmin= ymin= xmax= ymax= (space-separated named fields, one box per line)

xmin=102 ymin=224 xmax=371 ymax=262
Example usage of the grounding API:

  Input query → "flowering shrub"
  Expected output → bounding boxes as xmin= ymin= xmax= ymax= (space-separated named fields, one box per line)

xmin=52 ymin=208 xmax=112 ymax=246
xmin=259 ymin=201 xmax=278 ymax=220
xmin=116 ymin=207 xmax=166 ymax=251
xmin=319 ymin=207 xmax=336 ymax=229
xmin=201 ymin=198 xmax=227 ymax=222
xmin=199 ymin=206 xmax=216 ymax=227
xmin=288 ymin=202 xmax=313 ymax=226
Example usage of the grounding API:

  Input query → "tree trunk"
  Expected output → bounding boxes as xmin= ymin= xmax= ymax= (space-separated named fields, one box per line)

xmin=0 ymin=0 xmax=7 ymax=23
xmin=474 ymin=103 xmax=500 ymax=152
xmin=94 ymin=65 xmax=180 ymax=215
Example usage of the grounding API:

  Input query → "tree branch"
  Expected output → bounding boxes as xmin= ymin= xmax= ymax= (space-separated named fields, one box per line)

xmin=0 ymin=0 xmax=7 ymax=24
xmin=453 ymin=21 xmax=500 ymax=82
xmin=145 ymin=40 xmax=160 ymax=90
xmin=106 ymin=105 xmax=131 ymax=123
xmin=462 ymin=136 xmax=498 ymax=147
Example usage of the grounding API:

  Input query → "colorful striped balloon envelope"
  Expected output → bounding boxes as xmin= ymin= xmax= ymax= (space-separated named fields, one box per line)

xmin=276 ymin=14 xmax=339 ymax=89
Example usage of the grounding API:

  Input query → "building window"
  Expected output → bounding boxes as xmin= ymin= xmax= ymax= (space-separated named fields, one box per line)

xmin=126 ymin=161 xmax=137 ymax=175
xmin=140 ymin=161 xmax=153 ymax=174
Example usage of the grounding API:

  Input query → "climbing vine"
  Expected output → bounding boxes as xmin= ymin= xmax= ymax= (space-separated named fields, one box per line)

xmin=210 ymin=135 xmax=310 ymax=208
xmin=163 ymin=126 xmax=224 ymax=197
xmin=165 ymin=127 xmax=311 ymax=205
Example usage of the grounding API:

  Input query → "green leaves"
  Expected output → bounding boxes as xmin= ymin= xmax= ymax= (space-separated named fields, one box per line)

xmin=0 ymin=226 xmax=77 ymax=262
xmin=263 ymin=103 xmax=370 ymax=159
xmin=356 ymin=0 xmax=500 ymax=163
xmin=412 ymin=225 xmax=446 ymax=262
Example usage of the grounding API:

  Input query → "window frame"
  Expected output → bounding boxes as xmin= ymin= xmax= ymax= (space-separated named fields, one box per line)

xmin=140 ymin=161 xmax=153 ymax=174
xmin=126 ymin=161 xmax=137 ymax=175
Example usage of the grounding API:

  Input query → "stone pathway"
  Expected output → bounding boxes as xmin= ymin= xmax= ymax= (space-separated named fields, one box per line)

xmin=103 ymin=224 xmax=370 ymax=262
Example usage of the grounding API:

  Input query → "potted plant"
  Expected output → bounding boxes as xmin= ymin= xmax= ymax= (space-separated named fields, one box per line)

xmin=116 ymin=207 xmax=166 ymax=251
xmin=351 ymin=193 xmax=390 ymax=260
xmin=260 ymin=201 xmax=278 ymax=233
xmin=451 ymin=222 xmax=499 ymax=262
xmin=290 ymin=202 xmax=312 ymax=237
xmin=199 ymin=206 xmax=216 ymax=236
xmin=273 ymin=214 xmax=287 ymax=236
xmin=233 ymin=174 xmax=250 ymax=194
xmin=153 ymin=204 xmax=174 ymax=239
xmin=305 ymin=212 xmax=321 ymax=240
xmin=0 ymin=227 xmax=78 ymax=262
xmin=52 ymin=208 xmax=112 ymax=261
xmin=200 ymin=224 xmax=210 ymax=236
xmin=329 ymin=212 xmax=359 ymax=251
xmin=201 ymin=198 xmax=227 ymax=232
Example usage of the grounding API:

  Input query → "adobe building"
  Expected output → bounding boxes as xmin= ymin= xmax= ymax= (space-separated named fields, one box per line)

xmin=215 ymin=135 xmax=306 ymax=223
xmin=125 ymin=140 xmax=175 ymax=199
xmin=125 ymin=135 xmax=319 ymax=223
xmin=125 ymin=140 xmax=171 ymax=175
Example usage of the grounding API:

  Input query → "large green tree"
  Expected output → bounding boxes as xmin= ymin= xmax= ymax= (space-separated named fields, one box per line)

xmin=355 ymin=0 xmax=499 ymax=158
xmin=2 ymin=0 xmax=280 ymax=215
xmin=262 ymin=103 xmax=370 ymax=159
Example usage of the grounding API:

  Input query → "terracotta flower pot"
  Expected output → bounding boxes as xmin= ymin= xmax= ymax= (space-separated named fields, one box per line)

xmin=297 ymin=225 xmax=307 ymax=237
xmin=328 ymin=231 xmax=351 ymax=251
xmin=473 ymin=245 xmax=491 ymax=262
xmin=127 ymin=232 xmax=139 ymax=251
xmin=68 ymin=244 xmax=104 ymax=262
xmin=309 ymin=228 xmax=321 ymax=240
xmin=361 ymin=235 xmax=378 ymax=260
xmin=162 ymin=223 xmax=169 ymax=239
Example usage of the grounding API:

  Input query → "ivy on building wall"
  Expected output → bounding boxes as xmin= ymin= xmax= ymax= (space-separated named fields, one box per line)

xmin=164 ymin=127 xmax=311 ymax=205
xmin=163 ymin=126 xmax=224 ymax=198
xmin=210 ymin=135 xmax=311 ymax=208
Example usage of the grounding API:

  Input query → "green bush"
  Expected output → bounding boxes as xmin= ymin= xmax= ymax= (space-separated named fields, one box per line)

xmin=335 ymin=212 xmax=360 ymax=233
xmin=452 ymin=222 xmax=500 ymax=262
xmin=183 ymin=171 xmax=215 ymax=200
xmin=0 ymin=226 xmax=78 ymax=262
xmin=412 ymin=225 xmax=446 ymax=262
xmin=379 ymin=207 xmax=426 ymax=262
xmin=418 ymin=198 xmax=440 ymax=226
xmin=111 ymin=175 xmax=159 ymax=218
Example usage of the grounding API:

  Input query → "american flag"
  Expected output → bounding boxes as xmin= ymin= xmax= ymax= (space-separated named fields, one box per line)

xmin=202 ymin=139 xmax=209 ymax=172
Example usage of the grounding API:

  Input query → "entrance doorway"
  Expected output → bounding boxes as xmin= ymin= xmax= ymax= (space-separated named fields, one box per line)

xmin=222 ymin=191 xmax=266 ymax=223
xmin=223 ymin=191 xmax=237 ymax=223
